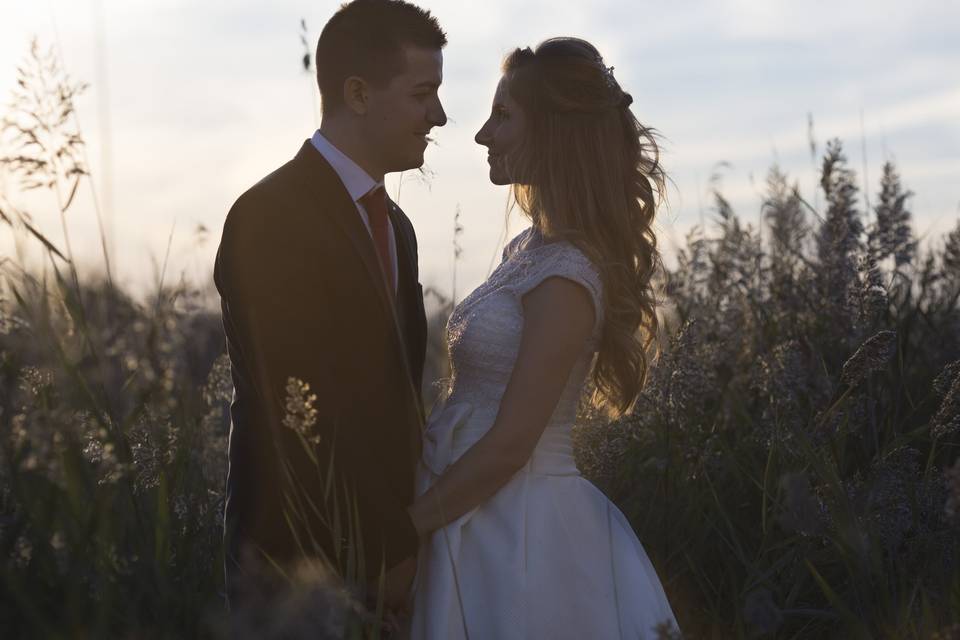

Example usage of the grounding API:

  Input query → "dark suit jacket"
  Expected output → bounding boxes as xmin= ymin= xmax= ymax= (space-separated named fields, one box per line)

xmin=214 ymin=141 xmax=427 ymax=597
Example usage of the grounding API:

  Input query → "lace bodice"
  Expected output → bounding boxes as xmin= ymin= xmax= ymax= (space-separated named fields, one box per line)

xmin=446 ymin=225 xmax=604 ymax=403
xmin=422 ymin=227 xmax=604 ymax=476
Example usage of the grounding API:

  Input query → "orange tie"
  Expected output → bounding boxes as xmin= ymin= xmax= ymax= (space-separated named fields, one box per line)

xmin=360 ymin=186 xmax=395 ymax=300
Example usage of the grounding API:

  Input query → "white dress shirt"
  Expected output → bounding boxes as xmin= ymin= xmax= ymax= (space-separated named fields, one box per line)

xmin=310 ymin=130 xmax=399 ymax=294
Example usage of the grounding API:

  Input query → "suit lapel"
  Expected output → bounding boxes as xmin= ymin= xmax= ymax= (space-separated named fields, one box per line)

xmin=387 ymin=203 xmax=427 ymax=457
xmin=386 ymin=201 xmax=428 ymax=440
xmin=387 ymin=200 xmax=417 ymax=292
xmin=293 ymin=141 xmax=425 ymax=432
xmin=297 ymin=144 xmax=394 ymax=322
xmin=388 ymin=203 xmax=416 ymax=371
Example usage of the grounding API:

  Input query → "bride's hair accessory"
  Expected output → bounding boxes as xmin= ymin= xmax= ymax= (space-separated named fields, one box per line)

xmin=599 ymin=61 xmax=617 ymax=89
xmin=595 ymin=54 xmax=633 ymax=109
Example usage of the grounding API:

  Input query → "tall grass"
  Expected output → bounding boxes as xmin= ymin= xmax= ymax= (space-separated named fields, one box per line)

xmin=0 ymin=39 xmax=224 ymax=637
xmin=2 ymin=38 xmax=959 ymax=638
xmin=575 ymin=151 xmax=960 ymax=638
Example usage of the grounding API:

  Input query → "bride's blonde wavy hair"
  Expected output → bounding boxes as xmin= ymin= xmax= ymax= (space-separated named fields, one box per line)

xmin=502 ymin=37 xmax=666 ymax=417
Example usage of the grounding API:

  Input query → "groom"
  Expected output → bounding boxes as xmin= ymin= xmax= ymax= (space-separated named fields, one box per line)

xmin=215 ymin=0 xmax=446 ymax=609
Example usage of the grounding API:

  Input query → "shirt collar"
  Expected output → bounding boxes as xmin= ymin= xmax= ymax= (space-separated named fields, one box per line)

xmin=310 ymin=130 xmax=383 ymax=202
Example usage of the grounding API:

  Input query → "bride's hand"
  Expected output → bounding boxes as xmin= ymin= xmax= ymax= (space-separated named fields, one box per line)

xmin=382 ymin=606 xmax=409 ymax=637
xmin=368 ymin=555 xmax=417 ymax=609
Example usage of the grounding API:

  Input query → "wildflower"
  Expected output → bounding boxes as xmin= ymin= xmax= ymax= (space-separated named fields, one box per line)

xmin=753 ymin=340 xmax=809 ymax=440
xmin=945 ymin=458 xmax=960 ymax=523
xmin=866 ymin=447 xmax=919 ymax=550
xmin=868 ymin=161 xmax=917 ymax=269
xmin=17 ymin=365 xmax=54 ymax=399
xmin=13 ymin=536 xmax=32 ymax=568
xmin=83 ymin=435 xmax=108 ymax=466
xmin=128 ymin=416 xmax=163 ymax=494
xmin=840 ymin=330 xmax=897 ymax=387
xmin=814 ymin=391 xmax=873 ymax=445
xmin=763 ymin=165 xmax=807 ymax=268
xmin=816 ymin=139 xmax=864 ymax=316
xmin=283 ymin=377 xmax=320 ymax=445
xmin=571 ymin=406 xmax=629 ymax=490
xmin=198 ymin=404 xmax=229 ymax=492
xmin=664 ymin=318 xmax=718 ymax=421
xmin=932 ymin=375 xmax=960 ymax=439
xmin=1 ymin=38 xmax=89 ymax=195
xmin=857 ymin=253 xmax=888 ymax=327
xmin=933 ymin=360 xmax=960 ymax=397
xmin=49 ymin=531 xmax=65 ymax=551
xmin=203 ymin=353 xmax=234 ymax=407
xmin=10 ymin=413 xmax=28 ymax=448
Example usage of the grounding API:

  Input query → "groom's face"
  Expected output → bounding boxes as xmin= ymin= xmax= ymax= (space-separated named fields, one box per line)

xmin=364 ymin=45 xmax=447 ymax=174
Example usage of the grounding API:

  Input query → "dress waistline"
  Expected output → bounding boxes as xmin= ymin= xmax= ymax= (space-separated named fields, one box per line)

xmin=421 ymin=399 xmax=579 ymax=478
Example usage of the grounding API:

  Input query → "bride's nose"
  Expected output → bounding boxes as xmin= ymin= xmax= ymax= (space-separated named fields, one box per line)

xmin=475 ymin=121 xmax=492 ymax=147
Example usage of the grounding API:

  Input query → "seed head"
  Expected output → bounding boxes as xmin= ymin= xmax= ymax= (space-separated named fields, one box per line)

xmin=840 ymin=330 xmax=897 ymax=387
xmin=283 ymin=377 xmax=320 ymax=445
xmin=945 ymin=458 xmax=960 ymax=523
xmin=932 ymin=375 xmax=960 ymax=439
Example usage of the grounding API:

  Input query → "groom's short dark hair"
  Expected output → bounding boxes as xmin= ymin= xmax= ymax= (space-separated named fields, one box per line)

xmin=316 ymin=0 xmax=447 ymax=114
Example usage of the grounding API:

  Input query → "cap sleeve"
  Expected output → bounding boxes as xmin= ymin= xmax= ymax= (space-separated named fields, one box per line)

xmin=507 ymin=243 xmax=605 ymax=344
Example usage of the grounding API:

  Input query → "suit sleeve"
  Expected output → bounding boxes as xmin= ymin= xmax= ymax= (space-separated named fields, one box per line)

xmin=219 ymin=195 xmax=418 ymax=575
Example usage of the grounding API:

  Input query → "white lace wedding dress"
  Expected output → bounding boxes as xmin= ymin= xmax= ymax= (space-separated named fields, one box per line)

xmin=408 ymin=227 xmax=678 ymax=639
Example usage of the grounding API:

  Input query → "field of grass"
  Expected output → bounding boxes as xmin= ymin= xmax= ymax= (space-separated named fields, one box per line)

xmin=573 ymin=152 xmax=960 ymax=638
xmin=1 ymin=39 xmax=959 ymax=639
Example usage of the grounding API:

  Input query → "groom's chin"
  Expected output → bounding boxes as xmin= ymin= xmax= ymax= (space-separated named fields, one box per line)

xmin=396 ymin=153 xmax=426 ymax=173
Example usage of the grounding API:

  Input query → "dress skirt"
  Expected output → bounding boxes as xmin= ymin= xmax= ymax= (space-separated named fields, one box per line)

xmin=408 ymin=399 xmax=679 ymax=639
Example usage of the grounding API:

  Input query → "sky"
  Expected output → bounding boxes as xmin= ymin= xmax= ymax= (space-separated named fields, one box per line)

xmin=1 ymin=0 xmax=958 ymax=305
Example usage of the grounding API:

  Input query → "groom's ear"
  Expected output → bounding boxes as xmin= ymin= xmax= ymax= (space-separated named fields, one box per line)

xmin=343 ymin=76 xmax=371 ymax=115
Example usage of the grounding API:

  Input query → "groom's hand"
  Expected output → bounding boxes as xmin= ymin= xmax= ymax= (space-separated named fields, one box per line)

xmin=369 ymin=555 xmax=417 ymax=609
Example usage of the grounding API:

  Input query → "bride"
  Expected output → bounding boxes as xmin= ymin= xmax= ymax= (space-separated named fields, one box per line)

xmin=404 ymin=37 xmax=679 ymax=639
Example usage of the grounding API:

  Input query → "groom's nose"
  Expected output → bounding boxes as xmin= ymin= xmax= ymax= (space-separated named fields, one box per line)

xmin=428 ymin=97 xmax=447 ymax=128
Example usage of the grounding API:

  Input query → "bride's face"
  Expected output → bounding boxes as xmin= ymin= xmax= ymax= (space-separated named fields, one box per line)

xmin=475 ymin=76 xmax=527 ymax=186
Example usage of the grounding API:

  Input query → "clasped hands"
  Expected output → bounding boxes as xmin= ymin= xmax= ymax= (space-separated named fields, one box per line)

xmin=366 ymin=555 xmax=417 ymax=635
